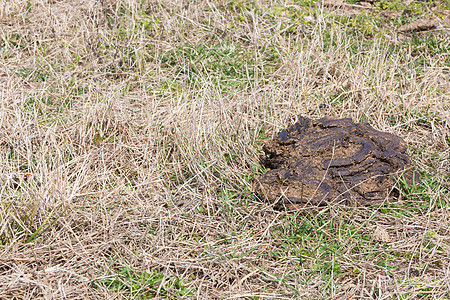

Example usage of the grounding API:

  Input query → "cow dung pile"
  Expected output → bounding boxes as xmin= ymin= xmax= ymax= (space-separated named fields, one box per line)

xmin=254 ymin=117 xmax=418 ymax=205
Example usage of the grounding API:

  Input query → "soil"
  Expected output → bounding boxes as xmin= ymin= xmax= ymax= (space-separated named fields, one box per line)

xmin=319 ymin=0 xmax=449 ymax=33
xmin=398 ymin=18 xmax=440 ymax=33
xmin=254 ymin=117 xmax=418 ymax=205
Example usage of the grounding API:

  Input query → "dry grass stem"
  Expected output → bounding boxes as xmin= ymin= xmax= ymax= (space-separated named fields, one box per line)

xmin=0 ymin=0 xmax=449 ymax=298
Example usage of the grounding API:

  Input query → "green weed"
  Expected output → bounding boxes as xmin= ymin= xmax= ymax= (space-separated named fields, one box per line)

xmin=373 ymin=0 xmax=404 ymax=10
xmin=1 ymin=32 xmax=30 ymax=50
xmin=160 ymin=43 xmax=261 ymax=89
xmin=0 ymin=198 xmax=68 ymax=247
xmin=24 ymin=203 xmax=68 ymax=244
xmin=16 ymin=67 xmax=50 ymax=82
xmin=274 ymin=211 xmax=351 ymax=283
xmin=93 ymin=263 xmax=192 ymax=299
xmin=401 ymin=172 xmax=448 ymax=213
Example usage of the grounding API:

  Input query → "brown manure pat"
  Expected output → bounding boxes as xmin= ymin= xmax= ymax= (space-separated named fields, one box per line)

xmin=254 ymin=117 xmax=418 ymax=205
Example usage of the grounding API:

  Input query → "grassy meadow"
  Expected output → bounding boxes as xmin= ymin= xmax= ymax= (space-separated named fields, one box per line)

xmin=0 ymin=0 xmax=449 ymax=298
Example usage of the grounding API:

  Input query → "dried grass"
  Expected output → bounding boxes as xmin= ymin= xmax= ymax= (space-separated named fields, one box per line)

xmin=0 ymin=0 xmax=449 ymax=298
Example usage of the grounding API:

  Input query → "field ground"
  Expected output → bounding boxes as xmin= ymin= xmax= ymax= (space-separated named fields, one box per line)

xmin=0 ymin=0 xmax=449 ymax=298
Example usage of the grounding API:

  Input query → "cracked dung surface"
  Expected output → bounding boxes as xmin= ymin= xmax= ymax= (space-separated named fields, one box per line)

xmin=254 ymin=117 xmax=418 ymax=205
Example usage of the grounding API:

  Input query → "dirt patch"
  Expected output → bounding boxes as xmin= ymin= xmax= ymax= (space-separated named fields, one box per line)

xmin=379 ymin=10 xmax=403 ymax=20
xmin=398 ymin=18 xmax=440 ymax=33
xmin=254 ymin=117 xmax=418 ymax=205
xmin=320 ymin=0 xmax=371 ymax=16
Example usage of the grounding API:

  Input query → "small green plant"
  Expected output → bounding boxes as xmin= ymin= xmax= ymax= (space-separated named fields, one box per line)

xmin=398 ymin=171 xmax=448 ymax=207
xmin=274 ymin=211 xmax=349 ymax=283
xmin=1 ymin=199 xmax=68 ymax=247
xmin=159 ymin=43 xmax=266 ymax=90
xmin=92 ymin=263 xmax=192 ymax=299
xmin=374 ymin=0 xmax=404 ymax=10
xmin=24 ymin=203 xmax=68 ymax=244
xmin=16 ymin=67 xmax=50 ymax=82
